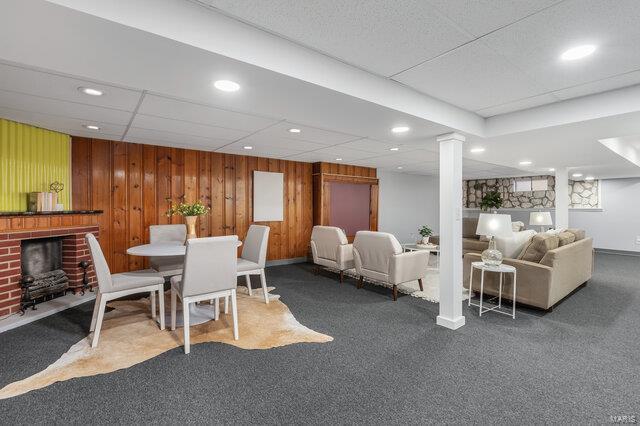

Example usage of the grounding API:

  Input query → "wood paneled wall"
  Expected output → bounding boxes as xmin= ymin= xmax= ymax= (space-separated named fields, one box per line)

xmin=71 ymin=137 xmax=313 ymax=273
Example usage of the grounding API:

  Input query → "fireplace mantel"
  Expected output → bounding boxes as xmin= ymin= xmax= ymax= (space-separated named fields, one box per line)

xmin=0 ymin=212 xmax=101 ymax=317
xmin=0 ymin=210 xmax=103 ymax=217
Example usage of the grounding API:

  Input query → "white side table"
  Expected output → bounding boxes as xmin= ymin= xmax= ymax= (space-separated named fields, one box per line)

xmin=468 ymin=261 xmax=517 ymax=318
xmin=402 ymin=244 xmax=439 ymax=270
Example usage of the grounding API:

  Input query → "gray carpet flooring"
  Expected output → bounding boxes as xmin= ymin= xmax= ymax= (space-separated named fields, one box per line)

xmin=0 ymin=253 xmax=638 ymax=424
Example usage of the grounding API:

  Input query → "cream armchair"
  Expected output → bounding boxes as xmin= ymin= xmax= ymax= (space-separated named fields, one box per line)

xmin=353 ymin=231 xmax=428 ymax=301
xmin=310 ymin=226 xmax=354 ymax=282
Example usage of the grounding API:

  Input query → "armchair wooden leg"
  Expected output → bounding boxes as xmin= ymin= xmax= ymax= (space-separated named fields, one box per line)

xmin=339 ymin=270 xmax=344 ymax=283
xmin=392 ymin=285 xmax=398 ymax=301
xmin=418 ymin=278 xmax=424 ymax=292
xmin=357 ymin=276 xmax=363 ymax=289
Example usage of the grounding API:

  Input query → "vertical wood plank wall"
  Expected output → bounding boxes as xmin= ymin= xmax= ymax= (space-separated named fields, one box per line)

xmin=71 ymin=137 xmax=315 ymax=273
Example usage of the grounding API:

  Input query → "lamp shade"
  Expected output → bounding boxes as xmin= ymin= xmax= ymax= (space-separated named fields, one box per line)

xmin=529 ymin=211 xmax=553 ymax=226
xmin=476 ymin=213 xmax=513 ymax=238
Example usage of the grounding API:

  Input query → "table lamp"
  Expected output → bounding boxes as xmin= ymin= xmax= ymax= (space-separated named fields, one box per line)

xmin=476 ymin=213 xmax=513 ymax=266
xmin=529 ymin=211 xmax=553 ymax=232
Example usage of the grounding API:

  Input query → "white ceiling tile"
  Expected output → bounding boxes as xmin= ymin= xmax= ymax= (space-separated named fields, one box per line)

xmin=393 ymin=40 xmax=546 ymax=111
xmin=428 ymin=0 xmax=562 ymax=37
xmin=335 ymin=138 xmax=413 ymax=154
xmin=0 ymin=106 xmax=126 ymax=138
xmin=257 ymin=121 xmax=358 ymax=145
xmin=0 ymin=89 xmax=133 ymax=125
xmin=137 ymin=94 xmax=278 ymax=131
xmin=0 ymin=61 xmax=141 ymax=111
xmin=552 ymin=72 xmax=640 ymax=100
xmin=216 ymin=145 xmax=302 ymax=159
xmin=481 ymin=0 xmax=640 ymax=94
xmin=131 ymin=113 xmax=250 ymax=141
xmin=204 ymin=0 xmax=471 ymax=76
xmin=475 ymin=93 xmax=561 ymax=117
xmin=125 ymin=127 xmax=230 ymax=150
xmin=305 ymin=145 xmax=376 ymax=162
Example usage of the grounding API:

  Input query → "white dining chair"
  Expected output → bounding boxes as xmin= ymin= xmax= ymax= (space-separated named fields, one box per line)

xmin=170 ymin=237 xmax=239 ymax=354
xmin=237 ymin=225 xmax=270 ymax=304
xmin=86 ymin=233 xmax=165 ymax=348
xmin=149 ymin=224 xmax=186 ymax=277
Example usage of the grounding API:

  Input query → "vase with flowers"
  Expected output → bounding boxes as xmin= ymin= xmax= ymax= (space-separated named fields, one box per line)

xmin=166 ymin=198 xmax=210 ymax=239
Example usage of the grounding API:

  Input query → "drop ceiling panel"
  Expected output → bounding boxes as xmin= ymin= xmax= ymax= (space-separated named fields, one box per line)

xmin=130 ymin=113 xmax=250 ymax=141
xmin=303 ymin=145 xmax=376 ymax=162
xmin=481 ymin=0 xmax=640 ymax=94
xmin=203 ymin=0 xmax=471 ymax=76
xmin=336 ymin=138 xmax=414 ymax=154
xmin=125 ymin=127 xmax=230 ymax=150
xmin=394 ymin=40 xmax=548 ymax=111
xmin=257 ymin=121 xmax=358 ymax=145
xmin=0 ymin=106 xmax=125 ymax=139
xmin=475 ymin=93 xmax=561 ymax=117
xmin=0 ymin=62 xmax=141 ymax=111
xmin=552 ymin=73 xmax=640 ymax=101
xmin=138 ymin=94 xmax=278 ymax=131
xmin=428 ymin=0 xmax=562 ymax=38
xmin=217 ymin=145 xmax=303 ymax=159
xmin=0 ymin=89 xmax=133 ymax=125
xmin=235 ymin=133 xmax=326 ymax=151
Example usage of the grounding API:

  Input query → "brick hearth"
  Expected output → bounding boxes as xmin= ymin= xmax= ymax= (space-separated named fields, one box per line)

xmin=0 ymin=213 xmax=101 ymax=317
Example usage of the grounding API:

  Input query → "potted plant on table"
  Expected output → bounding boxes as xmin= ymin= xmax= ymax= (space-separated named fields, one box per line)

xmin=166 ymin=198 xmax=210 ymax=239
xmin=418 ymin=225 xmax=433 ymax=246
xmin=480 ymin=190 xmax=503 ymax=212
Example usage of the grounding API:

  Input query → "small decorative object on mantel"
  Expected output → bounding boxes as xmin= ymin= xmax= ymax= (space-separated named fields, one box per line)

xmin=28 ymin=192 xmax=57 ymax=212
xmin=166 ymin=198 xmax=210 ymax=239
xmin=480 ymin=190 xmax=503 ymax=212
xmin=49 ymin=181 xmax=65 ymax=211
xmin=417 ymin=225 xmax=433 ymax=247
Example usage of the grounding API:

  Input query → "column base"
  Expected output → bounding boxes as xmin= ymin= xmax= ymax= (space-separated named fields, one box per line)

xmin=436 ymin=315 xmax=466 ymax=330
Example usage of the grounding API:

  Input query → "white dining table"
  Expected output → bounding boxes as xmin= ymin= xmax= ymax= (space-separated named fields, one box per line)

xmin=126 ymin=240 xmax=242 ymax=326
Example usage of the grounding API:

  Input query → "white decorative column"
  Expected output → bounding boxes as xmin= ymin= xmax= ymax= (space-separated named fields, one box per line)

xmin=555 ymin=167 xmax=569 ymax=229
xmin=436 ymin=132 xmax=465 ymax=330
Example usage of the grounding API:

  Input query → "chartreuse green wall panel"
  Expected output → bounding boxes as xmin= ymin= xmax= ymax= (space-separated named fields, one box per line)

xmin=0 ymin=118 xmax=71 ymax=211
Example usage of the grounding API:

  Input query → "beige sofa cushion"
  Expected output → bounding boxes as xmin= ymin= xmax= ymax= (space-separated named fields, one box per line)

xmin=566 ymin=228 xmax=586 ymax=241
xmin=558 ymin=231 xmax=576 ymax=247
xmin=462 ymin=217 xmax=478 ymax=239
xmin=496 ymin=229 xmax=536 ymax=258
xmin=517 ymin=233 xmax=559 ymax=263
xmin=463 ymin=238 xmax=489 ymax=252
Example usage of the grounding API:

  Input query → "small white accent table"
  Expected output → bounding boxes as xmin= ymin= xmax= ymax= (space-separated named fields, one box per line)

xmin=468 ymin=261 xmax=517 ymax=319
xmin=126 ymin=241 xmax=242 ymax=326
xmin=402 ymin=243 xmax=439 ymax=270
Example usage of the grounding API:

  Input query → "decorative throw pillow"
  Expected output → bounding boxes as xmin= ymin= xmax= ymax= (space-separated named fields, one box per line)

xmin=495 ymin=229 xmax=536 ymax=258
xmin=566 ymin=228 xmax=586 ymax=241
xmin=517 ymin=233 xmax=560 ymax=263
xmin=558 ymin=231 xmax=576 ymax=247
xmin=511 ymin=221 xmax=525 ymax=232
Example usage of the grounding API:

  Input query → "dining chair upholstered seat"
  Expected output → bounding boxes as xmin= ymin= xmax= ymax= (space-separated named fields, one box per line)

xmin=86 ymin=233 xmax=165 ymax=348
xmin=353 ymin=231 xmax=429 ymax=301
xmin=310 ymin=226 xmax=354 ymax=282
xmin=170 ymin=237 xmax=239 ymax=354
xmin=237 ymin=225 xmax=270 ymax=304
xmin=149 ymin=224 xmax=186 ymax=277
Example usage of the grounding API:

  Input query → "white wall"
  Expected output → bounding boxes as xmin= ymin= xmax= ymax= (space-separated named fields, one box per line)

xmin=378 ymin=171 xmax=439 ymax=244
xmin=569 ymin=178 xmax=640 ymax=252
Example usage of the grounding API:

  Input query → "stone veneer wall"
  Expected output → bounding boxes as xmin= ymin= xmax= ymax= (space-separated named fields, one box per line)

xmin=464 ymin=175 xmax=599 ymax=209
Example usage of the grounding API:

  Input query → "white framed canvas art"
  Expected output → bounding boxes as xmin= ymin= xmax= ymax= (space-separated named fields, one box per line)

xmin=253 ymin=171 xmax=284 ymax=221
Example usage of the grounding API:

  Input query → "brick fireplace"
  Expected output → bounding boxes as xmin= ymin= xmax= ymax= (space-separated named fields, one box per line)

xmin=0 ymin=212 xmax=101 ymax=317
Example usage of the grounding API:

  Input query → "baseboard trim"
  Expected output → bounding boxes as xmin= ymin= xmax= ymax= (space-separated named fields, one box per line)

xmin=266 ymin=257 xmax=308 ymax=267
xmin=595 ymin=248 xmax=640 ymax=257
xmin=436 ymin=315 xmax=466 ymax=330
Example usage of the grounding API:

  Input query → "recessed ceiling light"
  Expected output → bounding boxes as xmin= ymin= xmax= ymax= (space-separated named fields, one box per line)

xmin=519 ymin=161 xmax=532 ymax=166
xmin=572 ymin=173 xmax=583 ymax=178
xmin=78 ymin=87 xmax=103 ymax=96
xmin=585 ymin=176 xmax=595 ymax=181
xmin=335 ymin=158 xmax=343 ymax=161
xmin=288 ymin=128 xmax=301 ymax=133
xmin=561 ymin=44 xmax=597 ymax=61
xmin=213 ymin=80 xmax=240 ymax=92
xmin=83 ymin=124 xmax=100 ymax=130
xmin=397 ymin=166 xmax=403 ymax=170
xmin=243 ymin=146 xmax=253 ymax=150
xmin=389 ymin=147 xmax=400 ymax=151
xmin=391 ymin=126 xmax=410 ymax=134
xmin=548 ymin=168 xmax=555 ymax=172
xmin=470 ymin=147 xmax=485 ymax=153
